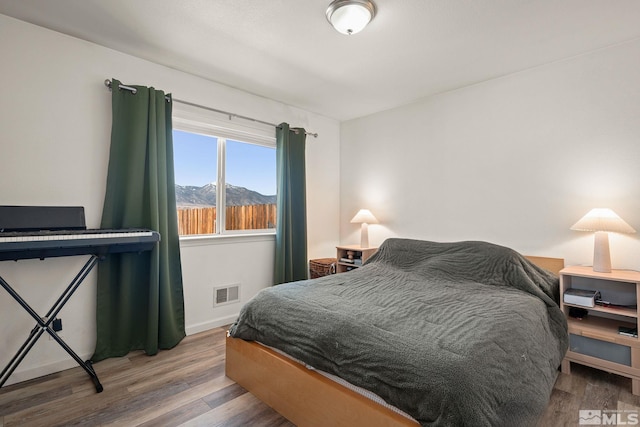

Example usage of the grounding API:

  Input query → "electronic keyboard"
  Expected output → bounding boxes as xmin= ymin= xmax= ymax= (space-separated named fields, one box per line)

xmin=0 ymin=228 xmax=160 ymax=261
xmin=0 ymin=206 xmax=160 ymax=260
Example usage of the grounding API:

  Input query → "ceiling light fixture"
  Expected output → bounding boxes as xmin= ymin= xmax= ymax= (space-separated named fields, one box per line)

xmin=326 ymin=0 xmax=376 ymax=35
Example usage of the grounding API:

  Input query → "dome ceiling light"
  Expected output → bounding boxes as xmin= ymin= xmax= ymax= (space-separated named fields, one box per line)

xmin=326 ymin=0 xmax=376 ymax=35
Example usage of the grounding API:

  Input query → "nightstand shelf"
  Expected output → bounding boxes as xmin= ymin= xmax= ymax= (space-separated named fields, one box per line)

xmin=336 ymin=245 xmax=377 ymax=273
xmin=560 ymin=266 xmax=640 ymax=395
xmin=564 ymin=302 xmax=637 ymax=318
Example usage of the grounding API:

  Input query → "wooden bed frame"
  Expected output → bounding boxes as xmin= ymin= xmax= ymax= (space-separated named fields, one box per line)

xmin=225 ymin=256 xmax=564 ymax=427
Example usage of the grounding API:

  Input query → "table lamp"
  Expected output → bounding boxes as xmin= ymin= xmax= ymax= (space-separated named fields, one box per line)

xmin=350 ymin=209 xmax=378 ymax=248
xmin=570 ymin=208 xmax=636 ymax=273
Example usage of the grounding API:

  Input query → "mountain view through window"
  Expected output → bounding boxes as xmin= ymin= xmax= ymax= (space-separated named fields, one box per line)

xmin=173 ymin=130 xmax=276 ymax=235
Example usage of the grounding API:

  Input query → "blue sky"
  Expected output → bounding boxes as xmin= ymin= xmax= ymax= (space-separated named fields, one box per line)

xmin=173 ymin=130 xmax=276 ymax=195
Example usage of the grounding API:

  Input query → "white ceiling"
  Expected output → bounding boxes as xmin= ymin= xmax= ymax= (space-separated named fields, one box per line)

xmin=2 ymin=0 xmax=640 ymax=121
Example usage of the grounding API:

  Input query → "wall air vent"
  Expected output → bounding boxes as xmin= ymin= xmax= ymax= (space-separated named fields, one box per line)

xmin=214 ymin=284 xmax=240 ymax=306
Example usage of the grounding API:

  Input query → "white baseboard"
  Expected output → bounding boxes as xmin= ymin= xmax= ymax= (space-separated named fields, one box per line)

xmin=4 ymin=352 xmax=93 ymax=387
xmin=4 ymin=315 xmax=239 ymax=387
xmin=185 ymin=313 xmax=239 ymax=336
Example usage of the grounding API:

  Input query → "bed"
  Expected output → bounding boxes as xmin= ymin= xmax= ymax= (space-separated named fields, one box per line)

xmin=226 ymin=238 xmax=568 ymax=426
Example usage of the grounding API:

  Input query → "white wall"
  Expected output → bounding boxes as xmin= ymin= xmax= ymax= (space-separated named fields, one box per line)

xmin=0 ymin=14 xmax=340 ymax=384
xmin=341 ymin=39 xmax=640 ymax=271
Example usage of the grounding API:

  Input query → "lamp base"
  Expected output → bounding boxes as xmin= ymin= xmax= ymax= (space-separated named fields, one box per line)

xmin=360 ymin=223 xmax=369 ymax=248
xmin=593 ymin=231 xmax=612 ymax=273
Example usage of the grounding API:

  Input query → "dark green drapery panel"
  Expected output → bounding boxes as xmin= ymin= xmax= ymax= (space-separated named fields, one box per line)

xmin=92 ymin=79 xmax=185 ymax=362
xmin=274 ymin=123 xmax=308 ymax=285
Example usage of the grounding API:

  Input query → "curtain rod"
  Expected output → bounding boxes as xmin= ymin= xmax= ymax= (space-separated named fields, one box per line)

xmin=104 ymin=79 xmax=318 ymax=138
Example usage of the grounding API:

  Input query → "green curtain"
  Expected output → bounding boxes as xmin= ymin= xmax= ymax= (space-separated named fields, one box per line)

xmin=92 ymin=79 xmax=185 ymax=362
xmin=274 ymin=123 xmax=308 ymax=284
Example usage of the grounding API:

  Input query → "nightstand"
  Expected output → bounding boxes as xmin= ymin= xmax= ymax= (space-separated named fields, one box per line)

xmin=336 ymin=245 xmax=377 ymax=273
xmin=559 ymin=266 xmax=640 ymax=395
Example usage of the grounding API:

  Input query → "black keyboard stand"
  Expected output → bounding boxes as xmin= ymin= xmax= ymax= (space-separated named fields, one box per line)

xmin=0 ymin=226 xmax=159 ymax=392
xmin=0 ymin=255 xmax=104 ymax=393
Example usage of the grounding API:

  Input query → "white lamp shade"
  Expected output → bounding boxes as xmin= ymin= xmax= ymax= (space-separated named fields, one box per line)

xmin=350 ymin=209 xmax=378 ymax=224
xmin=570 ymin=208 xmax=636 ymax=273
xmin=326 ymin=0 xmax=376 ymax=35
xmin=570 ymin=208 xmax=636 ymax=234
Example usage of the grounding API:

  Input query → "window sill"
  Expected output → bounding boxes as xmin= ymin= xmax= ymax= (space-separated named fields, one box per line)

xmin=179 ymin=232 xmax=276 ymax=248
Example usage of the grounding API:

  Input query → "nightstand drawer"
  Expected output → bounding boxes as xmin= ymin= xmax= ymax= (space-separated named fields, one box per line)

xmin=569 ymin=333 xmax=631 ymax=366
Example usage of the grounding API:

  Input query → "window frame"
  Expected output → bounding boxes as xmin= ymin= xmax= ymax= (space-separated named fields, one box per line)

xmin=172 ymin=105 xmax=277 ymax=239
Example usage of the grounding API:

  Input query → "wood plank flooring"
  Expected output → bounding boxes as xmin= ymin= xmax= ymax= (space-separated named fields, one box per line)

xmin=0 ymin=325 xmax=638 ymax=426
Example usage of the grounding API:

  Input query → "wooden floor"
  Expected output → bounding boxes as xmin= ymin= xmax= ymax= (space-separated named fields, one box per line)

xmin=1 ymin=326 xmax=639 ymax=427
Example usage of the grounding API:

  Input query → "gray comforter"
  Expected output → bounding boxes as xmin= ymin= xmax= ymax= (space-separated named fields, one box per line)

xmin=229 ymin=239 xmax=568 ymax=426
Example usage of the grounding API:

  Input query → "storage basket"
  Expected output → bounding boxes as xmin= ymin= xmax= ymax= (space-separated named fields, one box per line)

xmin=309 ymin=258 xmax=337 ymax=279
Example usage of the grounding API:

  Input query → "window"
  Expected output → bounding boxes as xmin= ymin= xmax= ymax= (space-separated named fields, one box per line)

xmin=172 ymin=105 xmax=276 ymax=236
xmin=224 ymin=139 xmax=276 ymax=231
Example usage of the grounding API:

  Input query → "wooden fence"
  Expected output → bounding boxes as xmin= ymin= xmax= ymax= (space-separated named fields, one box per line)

xmin=177 ymin=204 xmax=276 ymax=235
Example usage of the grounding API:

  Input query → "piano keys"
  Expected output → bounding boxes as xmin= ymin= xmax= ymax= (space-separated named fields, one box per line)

xmin=0 ymin=206 xmax=160 ymax=260
xmin=0 ymin=228 xmax=160 ymax=261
